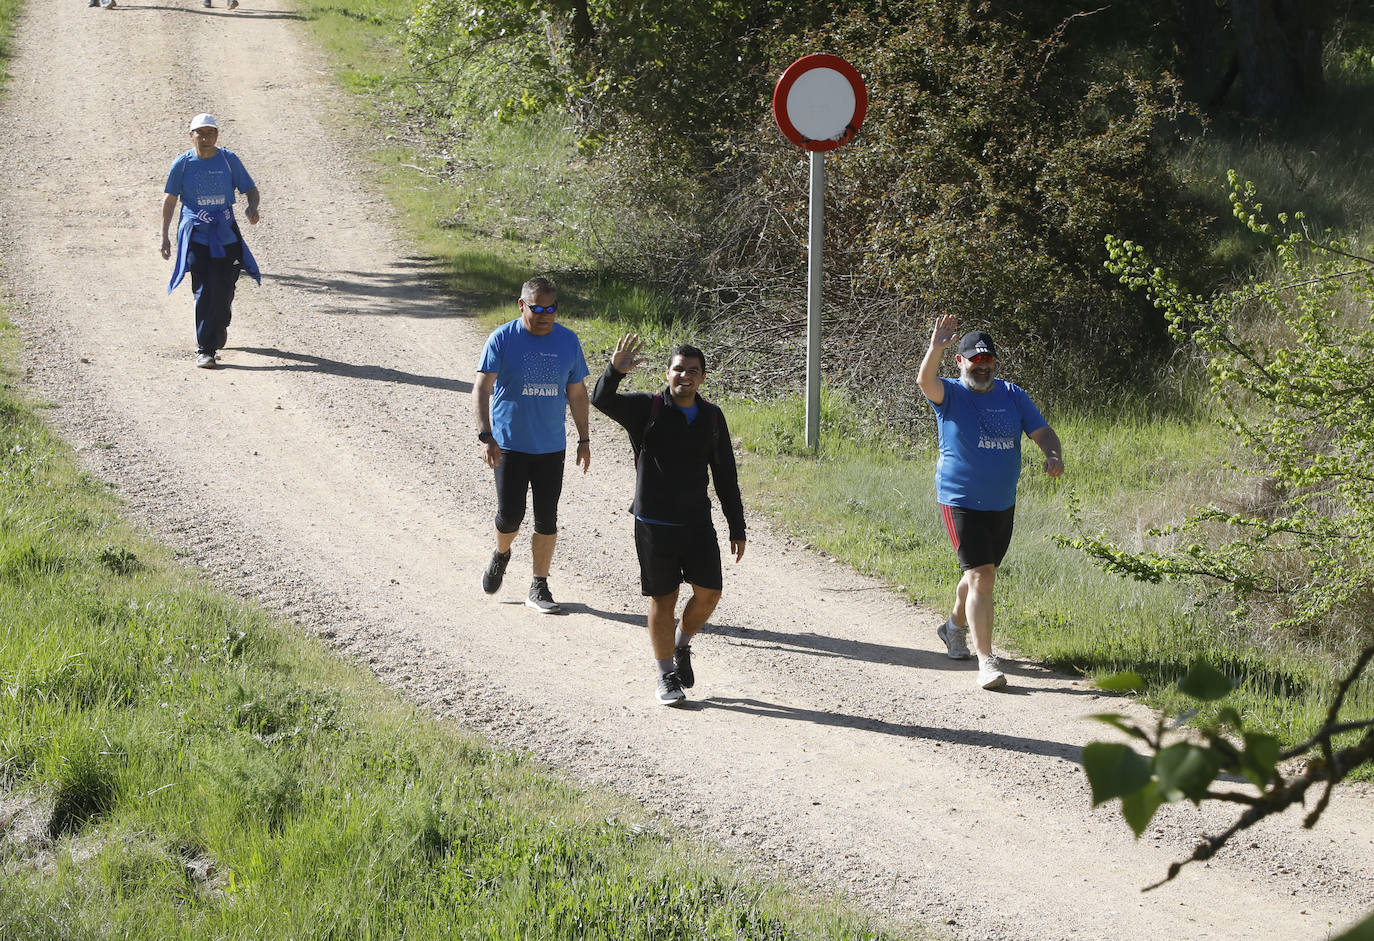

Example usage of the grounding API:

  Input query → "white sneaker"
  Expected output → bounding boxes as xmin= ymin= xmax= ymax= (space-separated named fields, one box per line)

xmin=195 ymin=352 xmax=217 ymax=369
xmin=978 ymin=655 xmax=1007 ymax=690
xmin=937 ymin=618 xmax=972 ymax=659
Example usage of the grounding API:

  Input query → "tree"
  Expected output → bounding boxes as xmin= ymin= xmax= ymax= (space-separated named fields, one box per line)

xmin=1076 ymin=174 xmax=1374 ymax=638
xmin=739 ymin=2 xmax=1202 ymax=400
xmin=1069 ymin=178 xmax=1374 ymax=935
xmin=1168 ymin=0 xmax=1329 ymax=117
xmin=1083 ymin=655 xmax=1374 ymax=938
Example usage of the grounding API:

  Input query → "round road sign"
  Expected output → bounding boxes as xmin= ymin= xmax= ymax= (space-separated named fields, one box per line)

xmin=772 ymin=54 xmax=867 ymax=152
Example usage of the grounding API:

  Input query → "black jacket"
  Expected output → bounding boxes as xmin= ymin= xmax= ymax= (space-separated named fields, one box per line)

xmin=591 ymin=364 xmax=746 ymax=541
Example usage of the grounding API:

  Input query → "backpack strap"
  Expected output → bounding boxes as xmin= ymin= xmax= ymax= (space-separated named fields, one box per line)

xmin=634 ymin=392 xmax=719 ymax=466
xmin=633 ymin=393 xmax=666 ymax=468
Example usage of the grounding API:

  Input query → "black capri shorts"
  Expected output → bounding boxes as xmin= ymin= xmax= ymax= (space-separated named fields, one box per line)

xmin=634 ymin=519 xmax=723 ymax=597
xmin=941 ymin=504 xmax=1016 ymax=570
xmin=493 ymin=449 xmax=565 ymax=535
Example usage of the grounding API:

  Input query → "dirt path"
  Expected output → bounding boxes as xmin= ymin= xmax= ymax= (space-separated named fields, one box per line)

xmin=2 ymin=4 xmax=1371 ymax=939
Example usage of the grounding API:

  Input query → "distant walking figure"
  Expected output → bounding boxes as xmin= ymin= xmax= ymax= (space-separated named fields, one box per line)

xmin=918 ymin=315 xmax=1063 ymax=690
xmin=475 ymin=276 xmax=592 ymax=614
xmin=160 ymin=113 xmax=261 ymax=369
xmin=592 ymin=333 xmax=746 ymax=706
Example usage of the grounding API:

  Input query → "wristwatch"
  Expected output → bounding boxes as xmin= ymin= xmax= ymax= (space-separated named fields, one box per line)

xmin=478 ymin=431 xmax=495 ymax=444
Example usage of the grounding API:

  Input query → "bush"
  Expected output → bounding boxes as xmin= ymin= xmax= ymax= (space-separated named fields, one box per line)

xmin=402 ymin=1 xmax=1208 ymax=413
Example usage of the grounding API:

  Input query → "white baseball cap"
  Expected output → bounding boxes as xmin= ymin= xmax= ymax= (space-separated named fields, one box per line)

xmin=189 ymin=113 xmax=218 ymax=131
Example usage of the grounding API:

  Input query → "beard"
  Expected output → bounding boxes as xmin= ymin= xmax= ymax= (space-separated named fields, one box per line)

xmin=962 ymin=373 xmax=994 ymax=393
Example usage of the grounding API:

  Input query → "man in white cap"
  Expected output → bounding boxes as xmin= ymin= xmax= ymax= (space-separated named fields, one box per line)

xmin=918 ymin=314 xmax=1064 ymax=690
xmin=160 ymin=113 xmax=261 ymax=368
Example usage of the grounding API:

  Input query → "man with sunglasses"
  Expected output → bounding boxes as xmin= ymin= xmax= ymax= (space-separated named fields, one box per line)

xmin=917 ymin=314 xmax=1063 ymax=689
xmin=475 ymin=277 xmax=591 ymax=613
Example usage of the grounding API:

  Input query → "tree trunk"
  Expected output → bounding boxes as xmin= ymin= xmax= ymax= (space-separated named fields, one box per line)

xmin=1173 ymin=0 xmax=1237 ymax=108
xmin=1231 ymin=0 xmax=1327 ymax=118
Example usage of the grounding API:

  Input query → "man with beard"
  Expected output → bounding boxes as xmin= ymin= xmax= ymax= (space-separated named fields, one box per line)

xmin=917 ymin=315 xmax=1063 ymax=690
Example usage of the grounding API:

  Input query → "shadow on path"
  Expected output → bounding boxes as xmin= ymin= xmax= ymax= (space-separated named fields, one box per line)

xmin=227 ymin=347 xmax=471 ymax=393
xmin=695 ymin=696 xmax=1084 ymax=763
xmin=268 ymin=260 xmax=459 ymax=320
xmin=117 ymin=4 xmax=305 ymax=18
xmin=715 ymin=624 xmax=1099 ymax=696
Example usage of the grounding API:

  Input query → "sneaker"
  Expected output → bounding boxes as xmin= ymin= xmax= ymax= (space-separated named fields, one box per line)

xmin=88 ymin=0 xmax=99 ymax=6
xmin=525 ymin=577 xmax=560 ymax=614
xmin=101 ymin=0 xmax=116 ymax=7
xmin=481 ymin=549 xmax=510 ymax=594
xmin=195 ymin=352 xmax=216 ymax=369
xmin=228 ymin=0 xmax=238 ymax=6
xmin=203 ymin=0 xmax=211 ymax=6
xmin=978 ymin=655 xmax=1007 ymax=690
xmin=673 ymin=645 xmax=694 ymax=688
xmin=656 ymin=670 xmax=686 ymax=705
xmin=937 ymin=619 xmax=972 ymax=660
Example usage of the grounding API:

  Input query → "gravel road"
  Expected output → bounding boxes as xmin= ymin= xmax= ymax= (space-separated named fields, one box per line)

xmin=1 ymin=3 xmax=1371 ymax=939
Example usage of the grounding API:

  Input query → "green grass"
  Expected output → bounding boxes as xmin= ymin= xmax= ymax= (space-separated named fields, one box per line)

xmin=0 ymin=312 xmax=900 ymax=938
xmin=728 ymin=390 xmax=1372 ymax=756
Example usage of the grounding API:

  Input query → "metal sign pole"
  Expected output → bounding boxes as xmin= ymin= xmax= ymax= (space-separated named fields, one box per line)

xmin=772 ymin=53 xmax=865 ymax=456
xmin=805 ymin=150 xmax=824 ymax=453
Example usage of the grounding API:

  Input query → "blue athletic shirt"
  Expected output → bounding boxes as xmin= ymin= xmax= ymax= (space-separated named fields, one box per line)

xmin=164 ymin=148 xmax=255 ymax=245
xmin=479 ymin=320 xmax=589 ymax=454
xmin=929 ymin=377 xmax=1047 ymax=511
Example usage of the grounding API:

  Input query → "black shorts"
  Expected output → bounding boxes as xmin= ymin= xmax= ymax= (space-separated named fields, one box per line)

xmin=634 ymin=519 xmax=723 ymax=597
xmin=493 ymin=449 xmax=565 ymax=535
xmin=941 ymin=504 xmax=1015 ymax=570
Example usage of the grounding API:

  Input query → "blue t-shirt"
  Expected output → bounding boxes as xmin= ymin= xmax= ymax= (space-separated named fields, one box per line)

xmin=478 ymin=320 xmax=589 ymax=454
xmin=929 ymin=377 xmax=1047 ymax=511
xmin=164 ymin=148 xmax=255 ymax=245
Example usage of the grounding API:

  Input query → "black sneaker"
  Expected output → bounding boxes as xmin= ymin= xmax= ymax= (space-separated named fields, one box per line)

xmin=481 ymin=550 xmax=510 ymax=594
xmin=673 ymin=645 xmax=695 ymax=688
xmin=525 ymin=577 xmax=560 ymax=614
xmin=656 ymin=670 xmax=686 ymax=705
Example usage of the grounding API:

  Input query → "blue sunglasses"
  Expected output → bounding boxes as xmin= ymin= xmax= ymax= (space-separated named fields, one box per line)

xmin=523 ymin=301 xmax=557 ymax=315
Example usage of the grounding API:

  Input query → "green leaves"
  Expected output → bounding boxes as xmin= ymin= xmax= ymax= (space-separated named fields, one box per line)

xmin=1091 ymin=180 xmax=1374 ymax=637
xmin=1084 ymin=659 xmax=1280 ymax=836
xmin=1120 ymin=782 xmax=1163 ymax=838
xmin=1154 ymin=743 xmax=1223 ymax=803
xmin=1239 ymin=731 xmax=1281 ymax=788
xmin=1084 ymin=742 xmax=1152 ymax=807
xmin=1177 ymin=659 xmax=1233 ymax=701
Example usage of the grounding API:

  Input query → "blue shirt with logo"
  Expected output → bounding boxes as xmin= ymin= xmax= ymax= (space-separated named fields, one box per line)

xmin=929 ymin=377 xmax=1047 ymax=510
xmin=479 ymin=320 xmax=589 ymax=454
xmin=164 ymin=148 xmax=255 ymax=245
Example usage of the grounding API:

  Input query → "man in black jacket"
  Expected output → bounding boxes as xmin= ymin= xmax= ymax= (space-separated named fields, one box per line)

xmin=592 ymin=333 xmax=747 ymax=705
